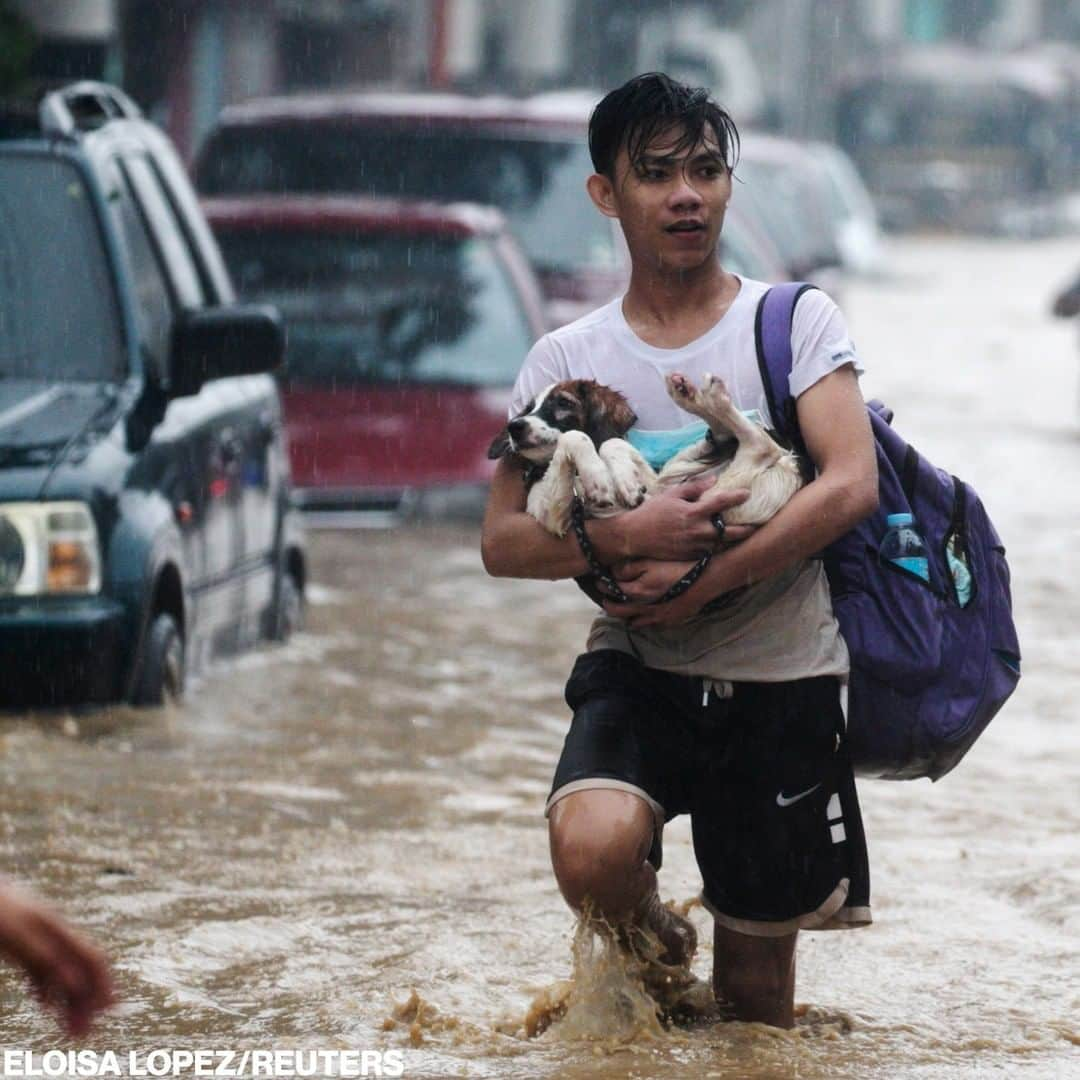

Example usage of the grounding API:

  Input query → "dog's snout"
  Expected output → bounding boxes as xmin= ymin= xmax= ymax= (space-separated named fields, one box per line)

xmin=508 ymin=418 xmax=528 ymax=440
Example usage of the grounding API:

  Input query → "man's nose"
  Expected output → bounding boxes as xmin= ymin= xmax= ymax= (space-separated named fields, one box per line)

xmin=668 ymin=171 xmax=703 ymax=209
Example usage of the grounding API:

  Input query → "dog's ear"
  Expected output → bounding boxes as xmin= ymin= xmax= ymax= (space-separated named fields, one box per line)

xmin=487 ymin=427 xmax=511 ymax=459
xmin=579 ymin=381 xmax=637 ymax=447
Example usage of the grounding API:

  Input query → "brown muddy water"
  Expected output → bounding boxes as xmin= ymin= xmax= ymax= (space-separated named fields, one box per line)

xmin=1 ymin=237 xmax=1079 ymax=1078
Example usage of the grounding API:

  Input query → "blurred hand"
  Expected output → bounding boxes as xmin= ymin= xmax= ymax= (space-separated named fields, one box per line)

xmin=0 ymin=882 xmax=114 ymax=1037
xmin=619 ymin=480 xmax=750 ymax=561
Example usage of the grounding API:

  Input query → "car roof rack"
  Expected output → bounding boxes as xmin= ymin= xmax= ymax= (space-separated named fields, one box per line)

xmin=39 ymin=81 xmax=142 ymax=137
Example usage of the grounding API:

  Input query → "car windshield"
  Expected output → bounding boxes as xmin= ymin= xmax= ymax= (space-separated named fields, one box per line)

xmin=216 ymin=227 xmax=534 ymax=388
xmin=0 ymin=154 xmax=125 ymax=382
xmin=198 ymin=125 xmax=618 ymax=276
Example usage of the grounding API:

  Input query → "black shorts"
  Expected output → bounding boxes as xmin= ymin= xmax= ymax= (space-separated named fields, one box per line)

xmin=547 ymin=650 xmax=872 ymax=936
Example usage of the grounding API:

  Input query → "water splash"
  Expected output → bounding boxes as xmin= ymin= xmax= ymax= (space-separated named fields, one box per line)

xmin=515 ymin=902 xmax=720 ymax=1046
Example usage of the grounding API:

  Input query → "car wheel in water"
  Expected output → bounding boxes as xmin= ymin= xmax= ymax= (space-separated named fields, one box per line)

xmin=272 ymin=572 xmax=303 ymax=642
xmin=131 ymin=612 xmax=185 ymax=706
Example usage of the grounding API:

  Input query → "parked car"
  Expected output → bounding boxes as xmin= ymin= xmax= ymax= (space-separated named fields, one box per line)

xmin=836 ymin=44 xmax=1078 ymax=233
xmin=194 ymin=90 xmax=627 ymax=328
xmin=202 ymin=195 xmax=549 ymax=525
xmin=803 ymin=141 xmax=886 ymax=278
xmin=721 ymin=200 xmax=789 ymax=284
xmin=733 ymin=132 xmax=846 ymax=297
xmin=0 ymin=82 xmax=305 ymax=707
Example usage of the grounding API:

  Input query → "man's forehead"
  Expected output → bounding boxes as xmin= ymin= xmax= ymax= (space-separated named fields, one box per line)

xmin=632 ymin=127 xmax=724 ymax=163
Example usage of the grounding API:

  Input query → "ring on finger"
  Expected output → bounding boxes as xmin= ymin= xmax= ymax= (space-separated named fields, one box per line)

xmin=710 ymin=513 xmax=726 ymax=541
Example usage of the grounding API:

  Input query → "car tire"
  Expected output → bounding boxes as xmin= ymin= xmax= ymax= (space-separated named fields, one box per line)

xmin=271 ymin=572 xmax=303 ymax=642
xmin=131 ymin=612 xmax=185 ymax=706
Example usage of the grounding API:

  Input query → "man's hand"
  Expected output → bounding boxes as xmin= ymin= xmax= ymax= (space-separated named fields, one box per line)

xmin=608 ymin=479 xmax=750 ymax=562
xmin=0 ymin=883 xmax=114 ymax=1037
xmin=603 ymin=522 xmax=754 ymax=603
xmin=601 ymin=576 xmax=711 ymax=628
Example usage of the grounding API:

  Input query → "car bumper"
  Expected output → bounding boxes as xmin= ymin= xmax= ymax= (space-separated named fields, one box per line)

xmin=0 ymin=597 xmax=129 ymax=705
xmin=292 ymin=483 xmax=490 ymax=528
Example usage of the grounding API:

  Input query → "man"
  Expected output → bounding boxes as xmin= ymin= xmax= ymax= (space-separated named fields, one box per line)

xmin=481 ymin=73 xmax=877 ymax=1029
xmin=0 ymin=879 xmax=113 ymax=1035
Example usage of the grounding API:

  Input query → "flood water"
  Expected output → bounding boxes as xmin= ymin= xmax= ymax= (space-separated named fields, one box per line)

xmin=2 ymin=236 xmax=1078 ymax=1078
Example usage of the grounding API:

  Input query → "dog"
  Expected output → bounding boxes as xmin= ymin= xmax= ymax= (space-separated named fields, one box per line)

xmin=487 ymin=373 xmax=805 ymax=538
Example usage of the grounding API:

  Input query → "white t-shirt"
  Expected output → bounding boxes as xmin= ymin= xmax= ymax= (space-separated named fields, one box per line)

xmin=509 ymin=276 xmax=864 ymax=685
xmin=510 ymin=276 xmax=862 ymax=426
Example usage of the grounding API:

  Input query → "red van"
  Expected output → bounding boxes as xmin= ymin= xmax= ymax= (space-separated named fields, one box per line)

xmin=195 ymin=91 xmax=627 ymax=328
xmin=202 ymin=196 xmax=548 ymax=524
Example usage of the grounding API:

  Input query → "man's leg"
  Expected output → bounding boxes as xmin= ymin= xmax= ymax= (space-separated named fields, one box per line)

xmin=548 ymin=788 xmax=696 ymax=964
xmin=712 ymin=924 xmax=797 ymax=1028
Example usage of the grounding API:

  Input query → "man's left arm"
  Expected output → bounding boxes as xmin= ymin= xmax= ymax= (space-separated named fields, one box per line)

xmin=603 ymin=365 xmax=877 ymax=627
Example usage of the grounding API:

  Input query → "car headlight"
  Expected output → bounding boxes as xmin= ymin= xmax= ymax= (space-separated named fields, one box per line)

xmin=0 ymin=503 xmax=101 ymax=596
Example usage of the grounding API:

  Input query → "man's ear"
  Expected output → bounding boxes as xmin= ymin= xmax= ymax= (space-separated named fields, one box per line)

xmin=586 ymin=173 xmax=619 ymax=219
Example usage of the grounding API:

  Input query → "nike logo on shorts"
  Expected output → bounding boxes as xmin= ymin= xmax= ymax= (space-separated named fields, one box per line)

xmin=775 ymin=783 xmax=821 ymax=807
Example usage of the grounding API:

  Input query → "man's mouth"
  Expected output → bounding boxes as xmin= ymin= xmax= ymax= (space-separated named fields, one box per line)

xmin=665 ymin=220 xmax=706 ymax=233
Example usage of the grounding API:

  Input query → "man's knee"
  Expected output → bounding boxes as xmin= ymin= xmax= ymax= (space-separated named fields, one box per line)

xmin=548 ymin=788 xmax=655 ymax=917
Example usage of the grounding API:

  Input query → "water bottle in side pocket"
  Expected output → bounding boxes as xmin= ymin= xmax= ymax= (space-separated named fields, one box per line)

xmin=879 ymin=512 xmax=930 ymax=582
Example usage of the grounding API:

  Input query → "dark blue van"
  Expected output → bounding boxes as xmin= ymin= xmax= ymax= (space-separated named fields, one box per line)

xmin=0 ymin=83 xmax=305 ymax=706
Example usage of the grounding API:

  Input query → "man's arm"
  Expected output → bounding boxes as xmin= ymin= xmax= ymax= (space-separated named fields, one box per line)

xmin=480 ymin=454 xmax=751 ymax=580
xmin=602 ymin=366 xmax=877 ymax=624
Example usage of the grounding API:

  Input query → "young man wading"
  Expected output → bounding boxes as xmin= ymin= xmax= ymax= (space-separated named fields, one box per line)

xmin=481 ymin=73 xmax=877 ymax=1029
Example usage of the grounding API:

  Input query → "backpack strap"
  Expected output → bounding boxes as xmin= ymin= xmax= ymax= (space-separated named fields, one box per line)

xmin=755 ymin=281 xmax=818 ymax=453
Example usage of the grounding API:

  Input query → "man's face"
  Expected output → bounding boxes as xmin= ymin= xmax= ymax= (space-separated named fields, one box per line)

xmin=599 ymin=125 xmax=733 ymax=274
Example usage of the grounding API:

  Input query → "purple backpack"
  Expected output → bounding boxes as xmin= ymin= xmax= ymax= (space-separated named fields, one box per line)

xmin=757 ymin=283 xmax=1021 ymax=781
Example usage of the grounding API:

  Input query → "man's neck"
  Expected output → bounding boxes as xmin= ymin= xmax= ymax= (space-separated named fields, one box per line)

xmin=621 ymin=260 xmax=740 ymax=350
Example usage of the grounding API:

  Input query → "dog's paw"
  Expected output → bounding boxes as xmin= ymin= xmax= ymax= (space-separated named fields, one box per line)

xmin=611 ymin=461 xmax=647 ymax=508
xmin=579 ymin=465 xmax=617 ymax=511
xmin=699 ymin=373 xmax=732 ymax=410
xmin=665 ymin=372 xmax=696 ymax=402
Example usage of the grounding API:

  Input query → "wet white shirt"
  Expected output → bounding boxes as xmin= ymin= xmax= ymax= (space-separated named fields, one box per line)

xmin=509 ymin=276 xmax=863 ymax=429
xmin=509 ymin=276 xmax=864 ymax=684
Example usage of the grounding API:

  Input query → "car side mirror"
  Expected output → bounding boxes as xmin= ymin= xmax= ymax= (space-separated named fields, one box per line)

xmin=169 ymin=305 xmax=284 ymax=397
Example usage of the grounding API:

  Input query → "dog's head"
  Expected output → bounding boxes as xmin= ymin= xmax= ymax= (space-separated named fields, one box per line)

xmin=487 ymin=380 xmax=637 ymax=464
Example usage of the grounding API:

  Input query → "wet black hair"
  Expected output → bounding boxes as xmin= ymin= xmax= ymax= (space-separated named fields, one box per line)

xmin=588 ymin=72 xmax=740 ymax=180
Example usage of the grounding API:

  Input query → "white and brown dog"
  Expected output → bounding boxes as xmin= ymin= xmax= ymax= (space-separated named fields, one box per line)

xmin=488 ymin=373 xmax=805 ymax=537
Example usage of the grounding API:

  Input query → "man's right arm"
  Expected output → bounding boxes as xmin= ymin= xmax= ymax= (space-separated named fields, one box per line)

xmin=480 ymin=456 xmax=750 ymax=580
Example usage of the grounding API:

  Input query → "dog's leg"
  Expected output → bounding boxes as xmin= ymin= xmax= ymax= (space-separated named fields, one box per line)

xmin=666 ymin=372 xmax=734 ymax=443
xmin=562 ymin=430 xmax=617 ymax=511
xmin=526 ymin=441 xmax=578 ymax=537
xmin=527 ymin=431 xmax=613 ymax=535
xmin=668 ymin=373 xmax=784 ymax=468
xmin=599 ymin=439 xmax=656 ymax=508
xmin=665 ymin=373 xmax=804 ymax=524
